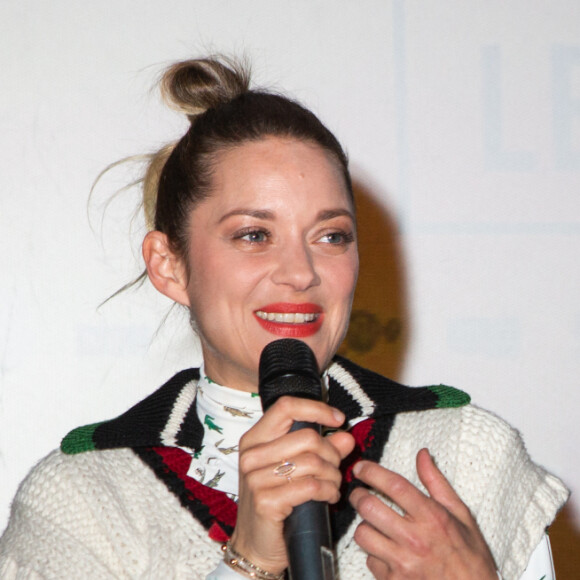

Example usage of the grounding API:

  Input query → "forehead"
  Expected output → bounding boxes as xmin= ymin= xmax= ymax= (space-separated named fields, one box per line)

xmin=203 ymin=137 xmax=352 ymax=212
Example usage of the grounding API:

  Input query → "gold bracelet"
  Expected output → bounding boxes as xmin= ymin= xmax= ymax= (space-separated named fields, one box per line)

xmin=221 ymin=541 xmax=284 ymax=580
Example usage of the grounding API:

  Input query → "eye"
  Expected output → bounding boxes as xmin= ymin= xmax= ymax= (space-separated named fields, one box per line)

xmin=319 ymin=230 xmax=355 ymax=245
xmin=233 ymin=228 xmax=271 ymax=244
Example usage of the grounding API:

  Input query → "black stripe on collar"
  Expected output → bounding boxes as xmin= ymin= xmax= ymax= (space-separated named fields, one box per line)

xmin=61 ymin=358 xmax=468 ymax=455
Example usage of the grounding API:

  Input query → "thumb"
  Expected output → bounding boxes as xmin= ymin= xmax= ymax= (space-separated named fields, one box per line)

xmin=326 ymin=430 xmax=356 ymax=459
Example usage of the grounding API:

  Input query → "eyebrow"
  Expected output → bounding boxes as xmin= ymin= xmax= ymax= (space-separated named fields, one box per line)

xmin=218 ymin=208 xmax=355 ymax=224
xmin=218 ymin=209 xmax=275 ymax=224
xmin=316 ymin=208 xmax=355 ymax=222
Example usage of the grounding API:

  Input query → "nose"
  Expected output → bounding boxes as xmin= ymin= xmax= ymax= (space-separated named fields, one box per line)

xmin=271 ymin=240 xmax=321 ymax=291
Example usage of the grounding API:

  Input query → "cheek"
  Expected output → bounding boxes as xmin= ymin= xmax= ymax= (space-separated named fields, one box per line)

xmin=335 ymin=255 xmax=359 ymax=303
xmin=183 ymin=264 xmax=221 ymax=324
xmin=323 ymin=258 xmax=358 ymax=334
xmin=184 ymin=240 xmax=231 ymax=304
xmin=187 ymin=255 xmax=261 ymax=321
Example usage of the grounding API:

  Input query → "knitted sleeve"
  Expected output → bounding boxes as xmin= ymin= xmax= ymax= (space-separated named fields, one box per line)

xmin=380 ymin=405 xmax=569 ymax=580
xmin=0 ymin=451 xmax=126 ymax=579
xmin=452 ymin=405 xmax=568 ymax=579
xmin=0 ymin=448 xmax=224 ymax=579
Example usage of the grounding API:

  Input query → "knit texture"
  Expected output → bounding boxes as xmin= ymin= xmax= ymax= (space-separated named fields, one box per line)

xmin=0 ymin=357 xmax=568 ymax=579
xmin=0 ymin=448 xmax=222 ymax=579
xmin=335 ymin=406 xmax=569 ymax=580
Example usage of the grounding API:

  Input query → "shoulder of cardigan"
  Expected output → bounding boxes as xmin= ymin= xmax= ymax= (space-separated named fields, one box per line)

xmin=61 ymin=357 xmax=469 ymax=455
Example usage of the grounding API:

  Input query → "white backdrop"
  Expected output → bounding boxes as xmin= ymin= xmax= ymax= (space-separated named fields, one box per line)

xmin=1 ymin=0 xmax=579 ymax=544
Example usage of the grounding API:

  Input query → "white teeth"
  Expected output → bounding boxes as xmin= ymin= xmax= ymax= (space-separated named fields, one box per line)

xmin=256 ymin=310 xmax=319 ymax=324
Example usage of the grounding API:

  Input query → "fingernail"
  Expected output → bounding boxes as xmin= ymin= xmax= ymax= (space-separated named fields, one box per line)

xmin=332 ymin=408 xmax=345 ymax=423
xmin=352 ymin=461 xmax=362 ymax=476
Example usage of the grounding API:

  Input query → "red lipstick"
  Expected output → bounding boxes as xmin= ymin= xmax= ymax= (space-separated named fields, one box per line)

xmin=254 ymin=303 xmax=323 ymax=338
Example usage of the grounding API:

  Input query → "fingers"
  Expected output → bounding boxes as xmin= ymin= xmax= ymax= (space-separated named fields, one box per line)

xmin=240 ymin=396 xmax=345 ymax=449
xmin=240 ymin=430 xmax=354 ymax=515
xmin=232 ymin=397 xmax=349 ymax=575
xmin=349 ymin=453 xmax=498 ymax=580
xmin=352 ymin=459 xmax=430 ymax=519
xmin=352 ymin=451 xmax=473 ymax=527
xmin=238 ymin=395 xmax=353 ymax=492
xmin=237 ymin=397 xmax=354 ymax=523
xmin=353 ymin=520 xmax=398 ymax=569
xmin=248 ymin=449 xmax=344 ymax=494
xmin=416 ymin=448 xmax=473 ymax=524
xmin=349 ymin=454 xmax=463 ymax=551
xmin=366 ymin=554 xmax=391 ymax=579
xmin=247 ymin=464 xmax=343 ymax=520
xmin=240 ymin=425 xmax=347 ymax=475
xmin=350 ymin=486 xmax=406 ymax=544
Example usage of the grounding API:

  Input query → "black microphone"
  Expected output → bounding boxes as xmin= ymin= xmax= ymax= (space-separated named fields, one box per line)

xmin=259 ymin=338 xmax=336 ymax=580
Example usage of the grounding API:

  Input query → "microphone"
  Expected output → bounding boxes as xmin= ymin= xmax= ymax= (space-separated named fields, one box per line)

xmin=259 ymin=338 xmax=336 ymax=580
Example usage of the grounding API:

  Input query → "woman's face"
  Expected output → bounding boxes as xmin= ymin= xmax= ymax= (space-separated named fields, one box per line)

xmin=183 ymin=137 xmax=358 ymax=391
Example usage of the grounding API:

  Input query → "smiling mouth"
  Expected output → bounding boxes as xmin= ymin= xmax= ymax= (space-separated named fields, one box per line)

xmin=254 ymin=305 xmax=323 ymax=337
xmin=255 ymin=311 xmax=320 ymax=324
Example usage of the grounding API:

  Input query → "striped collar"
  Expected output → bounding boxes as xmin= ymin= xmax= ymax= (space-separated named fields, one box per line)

xmin=61 ymin=355 xmax=469 ymax=456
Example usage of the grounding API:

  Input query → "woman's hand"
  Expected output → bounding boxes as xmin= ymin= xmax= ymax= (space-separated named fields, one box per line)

xmin=349 ymin=448 xmax=497 ymax=579
xmin=231 ymin=396 xmax=355 ymax=575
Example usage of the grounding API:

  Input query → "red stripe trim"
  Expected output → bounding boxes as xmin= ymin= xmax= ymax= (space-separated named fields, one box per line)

xmin=343 ymin=418 xmax=375 ymax=483
xmin=152 ymin=446 xmax=238 ymax=529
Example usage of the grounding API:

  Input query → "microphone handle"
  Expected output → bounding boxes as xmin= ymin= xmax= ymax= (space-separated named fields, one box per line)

xmin=284 ymin=420 xmax=336 ymax=580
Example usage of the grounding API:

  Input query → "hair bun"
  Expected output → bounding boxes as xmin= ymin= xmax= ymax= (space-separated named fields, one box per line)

xmin=160 ymin=57 xmax=250 ymax=121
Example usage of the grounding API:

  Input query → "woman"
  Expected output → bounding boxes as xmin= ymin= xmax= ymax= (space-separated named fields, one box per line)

xmin=0 ymin=57 xmax=568 ymax=579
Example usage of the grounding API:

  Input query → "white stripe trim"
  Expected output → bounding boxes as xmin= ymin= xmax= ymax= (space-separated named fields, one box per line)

xmin=328 ymin=362 xmax=375 ymax=417
xmin=160 ymin=380 xmax=198 ymax=448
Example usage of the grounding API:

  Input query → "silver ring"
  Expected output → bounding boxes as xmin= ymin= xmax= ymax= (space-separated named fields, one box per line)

xmin=273 ymin=460 xmax=296 ymax=481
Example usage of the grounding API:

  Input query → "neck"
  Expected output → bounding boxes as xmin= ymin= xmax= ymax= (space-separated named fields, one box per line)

xmin=201 ymin=360 xmax=259 ymax=394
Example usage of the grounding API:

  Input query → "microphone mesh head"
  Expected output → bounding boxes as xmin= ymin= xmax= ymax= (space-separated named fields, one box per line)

xmin=259 ymin=339 xmax=321 ymax=411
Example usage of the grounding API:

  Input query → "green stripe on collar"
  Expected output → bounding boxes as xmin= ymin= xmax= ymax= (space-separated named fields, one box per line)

xmin=61 ymin=422 xmax=105 ymax=455
xmin=428 ymin=384 xmax=471 ymax=408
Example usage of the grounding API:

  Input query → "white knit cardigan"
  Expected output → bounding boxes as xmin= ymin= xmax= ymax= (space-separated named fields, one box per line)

xmin=0 ymin=360 xmax=569 ymax=579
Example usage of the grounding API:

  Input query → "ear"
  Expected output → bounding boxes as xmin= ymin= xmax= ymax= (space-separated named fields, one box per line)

xmin=142 ymin=231 xmax=190 ymax=307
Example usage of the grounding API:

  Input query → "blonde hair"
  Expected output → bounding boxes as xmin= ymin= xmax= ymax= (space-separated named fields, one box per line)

xmin=141 ymin=57 xmax=250 ymax=232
